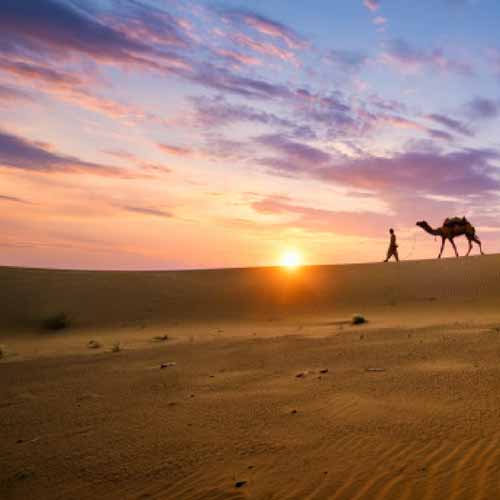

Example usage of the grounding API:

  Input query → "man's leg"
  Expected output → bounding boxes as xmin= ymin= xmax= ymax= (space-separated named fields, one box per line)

xmin=394 ymin=249 xmax=399 ymax=262
xmin=384 ymin=248 xmax=391 ymax=262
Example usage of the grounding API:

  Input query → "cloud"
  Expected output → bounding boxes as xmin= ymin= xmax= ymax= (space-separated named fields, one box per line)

xmin=139 ymin=163 xmax=172 ymax=175
xmin=363 ymin=0 xmax=381 ymax=12
xmin=0 ymin=194 xmax=30 ymax=204
xmin=0 ymin=58 xmax=84 ymax=86
xmin=189 ymin=64 xmax=292 ymax=99
xmin=256 ymin=133 xmax=332 ymax=172
xmin=0 ymin=57 xmax=155 ymax=121
xmin=0 ymin=82 xmax=34 ymax=104
xmin=427 ymin=129 xmax=454 ymax=141
xmin=102 ymin=149 xmax=172 ymax=175
xmin=229 ymin=33 xmax=297 ymax=63
xmin=214 ymin=48 xmax=261 ymax=66
xmin=220 ymin=7 xmax=308 ymax=49
xmin=120 ymin=205 xmax=173 ymax=218
xmin=0 ymin=0 xmax=186 ymax=71
xmin=254 ymin=133 xmax=499 ymax=199
xmin=251 ymin=195 xmax=391 ymax=236
xmin=189 ymin=95 xmax=295 ymax=129
xmin=327 ymin=49 xmax=367 ymax=71
xmin=465 ymin=97 xmax=500 ymax=120
xmin=317 ymin=148 xmax=500 ymax=196
xmin=382 ymin=39 xmax=474 ymax=76
xmin=0 ymin=129 xmax=128 ymax=177
xmin=107 ymin=0 xmax=190 ymax=48
xmin=157 ymin=143 xmax=192 ymax=156
xmin=426 ymin=113 xmax=473 ymax=136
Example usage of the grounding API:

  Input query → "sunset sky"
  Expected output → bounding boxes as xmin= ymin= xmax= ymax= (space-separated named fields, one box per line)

xmin=3 ymin=0 xmax=500 ymax=269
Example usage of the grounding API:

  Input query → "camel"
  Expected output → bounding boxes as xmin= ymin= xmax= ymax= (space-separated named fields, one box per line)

xmin=416 ymin=218 xmax=484 ymax=259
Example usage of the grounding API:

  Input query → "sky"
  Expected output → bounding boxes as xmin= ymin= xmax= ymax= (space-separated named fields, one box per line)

xmin=2 ymin=0 xmax=500 ymax=270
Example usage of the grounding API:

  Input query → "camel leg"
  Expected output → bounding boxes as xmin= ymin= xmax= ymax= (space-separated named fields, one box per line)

xmin=450 ymin=238 xmax=459 ymax=258
xmin=473 ymin=235 xmax=484 ymax=255
xmin=438 ymin=237 xmax=445 ymax=259
xmin=466 ymin=237 xmax=473 ymax=256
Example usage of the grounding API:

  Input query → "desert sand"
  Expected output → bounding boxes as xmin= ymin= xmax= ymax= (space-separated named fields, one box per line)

xmin=2 ymin=255 xmax=500 ymax=499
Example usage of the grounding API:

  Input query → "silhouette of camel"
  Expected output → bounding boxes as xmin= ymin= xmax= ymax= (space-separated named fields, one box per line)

xmin=416 ymin=218 xmax=484 ymax=259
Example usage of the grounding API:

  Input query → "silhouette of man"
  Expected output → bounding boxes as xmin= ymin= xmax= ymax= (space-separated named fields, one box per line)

xmin=384 ymin=228 xmax=399 ymax=262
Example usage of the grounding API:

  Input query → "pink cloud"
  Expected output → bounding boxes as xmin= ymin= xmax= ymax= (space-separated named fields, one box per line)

xmin=215 ymin=48 xmax=261 ymax=66
xmin=230 ymin=33 xmax=298 ymax=64
xmin=363 ymin=0 xmax=381 ymax=12
xmin=251 ymin=195 xmax=391 ymax=237
xmin=220 ymin=8 xmax=308 ymax=49
xmin=157 ymin=143 xmax=192 ymax=156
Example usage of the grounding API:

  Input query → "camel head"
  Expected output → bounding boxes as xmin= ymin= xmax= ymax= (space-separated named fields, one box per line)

xmin=416 ymin=221 xmax=427 ymax=228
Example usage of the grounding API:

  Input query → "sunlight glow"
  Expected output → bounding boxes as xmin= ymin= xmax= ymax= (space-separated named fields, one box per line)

xmin=280 ymin=250 xmax=303 ymax=270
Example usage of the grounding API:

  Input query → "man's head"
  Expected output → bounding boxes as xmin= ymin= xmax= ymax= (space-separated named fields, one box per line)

xmin=389 ymin=228 xmax=394 ymax=234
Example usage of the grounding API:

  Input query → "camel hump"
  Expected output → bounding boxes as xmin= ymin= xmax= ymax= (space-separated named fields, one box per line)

xmin=443 ymin=216 xmax=470 ymax=227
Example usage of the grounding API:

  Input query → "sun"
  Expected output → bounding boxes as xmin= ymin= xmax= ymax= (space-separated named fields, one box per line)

xmin=280 ymin=250 xmax=303 ymax=270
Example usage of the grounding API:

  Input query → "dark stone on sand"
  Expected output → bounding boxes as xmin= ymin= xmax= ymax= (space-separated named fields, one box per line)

xmin=319 ymin=368 xmax=329 ymax=374
xmin=235 ymin=481 xmax=247 ymax=488
xmin=160 ymin=362 xmax=176 ymax=369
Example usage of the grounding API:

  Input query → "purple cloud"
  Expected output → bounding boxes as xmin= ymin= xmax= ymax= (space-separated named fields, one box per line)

xmin=0 ymin=0 xmax=189 ymax=72
xmin=466 ymin=97 xmax=499 ymax=120
xmin=0 ymin=129 xmax=128 ymax=177
xmin=427 ymin=129 xmax=454 ymax=141
xmin=327 ymin=49 xmax=367 ymax=71
xmin=190 ymin=95 xmax=295 ymax=129
xmin=426 ymin=113 xmax=473 ymax=136
xmin=382 ymin=39 xmax=474 ymax=76
xmin=189 ymin=63 xmax=292 ymax=99
xmin=253 ymin=133 xmax=499 ymax=199
xmin=318 ymin=148 xmax=499 ymax=196
xmin=256 ymin=133 xmax=332 ymax=165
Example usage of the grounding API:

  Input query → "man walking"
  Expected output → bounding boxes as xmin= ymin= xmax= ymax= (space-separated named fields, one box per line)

xmin=384 ymin=228 xmax=399 ymax=262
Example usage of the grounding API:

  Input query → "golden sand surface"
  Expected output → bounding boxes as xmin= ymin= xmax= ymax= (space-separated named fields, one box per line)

xmin=2 ymin=256 xmax=500 ymax=499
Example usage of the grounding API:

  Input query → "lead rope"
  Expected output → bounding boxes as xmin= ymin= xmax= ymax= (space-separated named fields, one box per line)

xmin=402 ymin=231 xmax=418 ymax=260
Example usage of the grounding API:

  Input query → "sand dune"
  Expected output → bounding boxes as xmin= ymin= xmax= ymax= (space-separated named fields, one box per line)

xmin=2 ymin=256 xmax=500 ymax=499
xmin=2 ymin=254 xmax=500 ymax=332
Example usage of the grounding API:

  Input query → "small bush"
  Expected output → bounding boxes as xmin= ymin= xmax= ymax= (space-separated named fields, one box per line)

xmin=42 ymin=313 xmax=69 ymax=331
xmin=87 ymin=340 xmax=101 ymax=349
xmin=352 ymin=314 xmax=367 ymax=325
xmin=111 ymin=342 xmax=121 ymax=353
xmin=152 ymin=335 xmax=168 ymax=342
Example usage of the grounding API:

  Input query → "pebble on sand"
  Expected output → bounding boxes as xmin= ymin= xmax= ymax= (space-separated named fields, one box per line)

xmin=235 ymin=481 xmax=247 ymax=488
xmin=87 ymin=340 xmax=101 ymax=349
